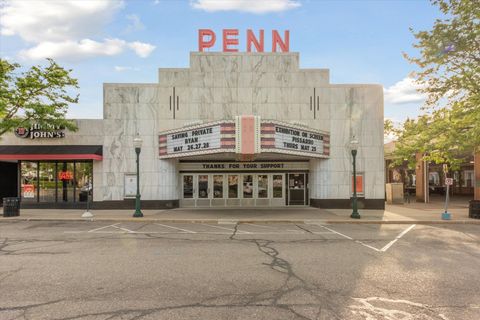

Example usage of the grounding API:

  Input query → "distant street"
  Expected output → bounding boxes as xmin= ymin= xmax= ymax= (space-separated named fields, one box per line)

xmin=0 ymin=221 xmax=479 ymax=320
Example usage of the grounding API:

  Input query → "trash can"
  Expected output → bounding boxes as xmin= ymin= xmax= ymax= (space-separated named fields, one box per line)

xmin=469 ymin=200 xmax=480 ymax=219
xmin=3 ymin=197 xmax=20 ymax=217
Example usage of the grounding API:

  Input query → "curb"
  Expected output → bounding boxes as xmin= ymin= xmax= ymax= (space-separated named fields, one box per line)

xmin=1 ymin=217 xmax=480 ymax=224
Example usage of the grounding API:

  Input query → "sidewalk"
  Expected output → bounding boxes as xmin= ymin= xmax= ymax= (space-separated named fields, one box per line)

xmin=1 ymin=199 xmax=478 ymax=224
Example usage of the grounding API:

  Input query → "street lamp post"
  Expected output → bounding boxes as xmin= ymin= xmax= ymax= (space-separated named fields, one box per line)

xmin=350 ymin=138 xmax=360 ymax=219
xmin=133 ymin=136 xmax=143 ymax=218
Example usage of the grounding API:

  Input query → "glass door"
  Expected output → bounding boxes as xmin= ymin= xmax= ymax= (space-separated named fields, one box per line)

xmin=198 ymin=175 xmax=209 ymax=198
xmin=288 ymin=173 xmax=306 ymax=205
xmin=182 ymin=175 xmax=194 ymax=198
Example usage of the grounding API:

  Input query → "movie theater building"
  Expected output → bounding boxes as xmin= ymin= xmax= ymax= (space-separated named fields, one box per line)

xmin=0 ymin=51 xmax=385 ymax=209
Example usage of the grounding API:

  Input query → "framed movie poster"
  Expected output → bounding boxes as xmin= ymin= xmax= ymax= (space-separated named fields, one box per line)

xmin=124 ymin=174 xmax=137 ymax=199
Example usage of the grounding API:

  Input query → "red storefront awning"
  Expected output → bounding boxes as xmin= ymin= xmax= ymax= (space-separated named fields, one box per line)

xmin=0 ymin=145 xmax=103 ymax=161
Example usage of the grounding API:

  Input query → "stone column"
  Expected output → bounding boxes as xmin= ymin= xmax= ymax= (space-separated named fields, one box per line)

xmin=415 ymin=153 xmax=429 ymax=202
xmin=475 ymin=151 xmax=480 ymax=201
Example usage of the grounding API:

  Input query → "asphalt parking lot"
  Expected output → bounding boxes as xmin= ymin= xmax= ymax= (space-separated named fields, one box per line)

xmin=0 ymin=221 xmax=479 ymax=320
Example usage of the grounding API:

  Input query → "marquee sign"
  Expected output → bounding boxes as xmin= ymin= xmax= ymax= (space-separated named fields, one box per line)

xmin=159 ymin=122 xmax=235 ymax=158
xmin=159 ymin=118 xmax=329 ymax=159
xmin=164 ymin=125 xmax=220 ymax=155
xmin=273 ymin=125 xmax=325 ymax=154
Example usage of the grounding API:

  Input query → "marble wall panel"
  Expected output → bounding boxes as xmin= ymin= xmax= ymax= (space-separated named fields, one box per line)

xmin=189 ymin=72 xmax=214 ymax=88
xmin=274 ymin=54 xmax=299 ymax=73
xmin=303 ymin=70 xmax=330 ymax=86
xmin=157 ymin=69 xmax=190 ymax=87
xmin=104 ymin=86 xmax=139 ymax=104
xmin=249 ymin=55 xmax=268 ymax=73
xmin=237 ymin=87 xmax=253 ymax=104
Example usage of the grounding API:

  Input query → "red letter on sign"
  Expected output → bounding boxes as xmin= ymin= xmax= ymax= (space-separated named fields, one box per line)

xmin=272 ymin=30 xmax=290 ymax=52
xmin=198 ymin=29 xmax=216 ymax=52
xmin=247 ymin=29 xmax=264 ymax=52
xmin=223 ymin=29 xmax=239 ymax=52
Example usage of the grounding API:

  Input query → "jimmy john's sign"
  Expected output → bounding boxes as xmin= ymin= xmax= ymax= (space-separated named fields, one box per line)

xmin=14 ymin=124 xmax=65 ymax=139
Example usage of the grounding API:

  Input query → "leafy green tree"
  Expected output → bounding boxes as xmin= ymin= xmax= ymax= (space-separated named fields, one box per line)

xmin=393 ymin=0 xmax=480 ymax=169
xmin=0 ymin=58 xmax=79 ymax=136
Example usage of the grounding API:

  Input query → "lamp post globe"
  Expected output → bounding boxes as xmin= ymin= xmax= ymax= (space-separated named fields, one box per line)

xmin=350 ymin=138 xmax=360 ymax=219
xmin=133 ymin=136 xmax=143 ymax=218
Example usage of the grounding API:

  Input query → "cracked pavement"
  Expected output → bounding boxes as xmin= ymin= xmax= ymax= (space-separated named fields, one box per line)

xmin=0 ymin=221 xmax=479 ymax=319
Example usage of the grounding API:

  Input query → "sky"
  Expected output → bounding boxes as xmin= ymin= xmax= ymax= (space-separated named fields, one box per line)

xmin=0 ymin=0 xmax=442 ymax=124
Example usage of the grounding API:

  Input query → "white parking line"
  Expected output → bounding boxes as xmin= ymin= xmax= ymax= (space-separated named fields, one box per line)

xmin=112 ymin=225 xmax=137 ymax=233
xmin=244 ymin=223 xmax=279 ymax=230
xmin=201 ymin=223 xmax=251 ymax=234
xmin=319 ymin=225 xmax=353 ymax=240
xmin=380 ymin=224 xmax=416 ymax=252
xmin=87 ymin=223 xmax=120 ymax=233
xmin=155 ymin=223 xmax=197 ymax=234
xmin=318 ymin=224 xmax=416 ymax=253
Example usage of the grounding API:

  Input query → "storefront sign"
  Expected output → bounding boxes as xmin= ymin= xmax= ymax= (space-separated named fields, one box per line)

xmin=274 ymin=125 xmax=325 ymax=154
xmin=198 ymin=29 xmax=289 ymax=52
xmin=161 ymin=125 xmax=221 ymax=156
xmin=58 ymin=171 xmax=73 ymax=181
xmin=22 ymin=184 xmax=35 ymax=198
xmin=179 ymin=161 xmax=309 ymax=172
xmin=14 ymin=124 xmax=65 ymax=139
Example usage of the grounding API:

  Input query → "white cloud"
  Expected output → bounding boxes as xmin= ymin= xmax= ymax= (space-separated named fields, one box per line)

xmin=0 ymin=0 xmax=124 ymax=42
xmin=191 ymin=0 xmax=301 ymax=13
xmin=127 ymin=41 xmax=156 ymax=58
xmin=125 ymin=14 xmax=145 ymax=33
xmin=114 ymin=66 xmax=140 ymax=72
xmin=384 ymin=76 xmax=426 ymax=105
xmin=19 ymin=39 xmax=155 ymax=61
xmin=0 ymin=0 xmax=156 ymax=60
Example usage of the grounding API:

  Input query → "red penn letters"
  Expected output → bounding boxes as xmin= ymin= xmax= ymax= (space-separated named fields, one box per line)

xmin=198 ymin=29 xmax=290 ymax=53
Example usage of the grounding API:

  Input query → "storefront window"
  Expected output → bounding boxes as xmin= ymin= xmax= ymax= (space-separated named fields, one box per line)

xmin=273 ymin=175 xmax=283 ymax=198
xmin=258 ymin=175 xmax=268 ymax=198
xmin=76 ymin=162 xmax=93 ymax=202
xmin=21 ymin=161 xmax=37 ymax=202
xmin=243 ymin=175 xmax=253 ymax=198
xmin=228 ymin=175 xmax=238 ymax=198
xmin=19 ymin=160 xmax=93 ymax=204
xmin=39 ymin=162 xmax=56 ymax=202
xmin=58 ymin=162 xmax=75 ymax=202
xmin=213 ymin=175 xmax=223 ymax=198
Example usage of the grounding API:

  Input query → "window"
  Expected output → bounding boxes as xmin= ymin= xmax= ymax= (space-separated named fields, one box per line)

xmin=21 ymin=161 xmax=37 ymax=202
xmin=183 ymin=175 xmax=194 ymax=198
xmin=76 ymin=162 xmax=93 ymax=202
xmin=463 ymin=170 xmax=474 ymax=187
xmin=243 ymin=175 xmax=253 ymax=198
xmin=58 ymin=162 xmax=75 ymax=202
xmin=228 ymin=175 xmax=238 ymax=198
xmin=198 ymin=175 xmax=209 ymax=198
xmin=39 ymin=162 xmax=56 ymax=202
xmin=273 ymin=175 xmax=283 ymax=198
xmin=429 ymin=172 xmax=440 ymax=186
xmin=257 ymin=175 xmax=268 ymax=198
xmin=20 ymin=160 xmax=93 ymax=203
xmin=213 ymin=175 xmax=223 ymax=198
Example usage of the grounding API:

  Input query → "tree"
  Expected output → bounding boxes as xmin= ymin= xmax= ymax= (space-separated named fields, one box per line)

xmin=0 ymin=58 xmax=79 ymax=137
xmin=392 ymin=0 xmax=480 ymax=169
